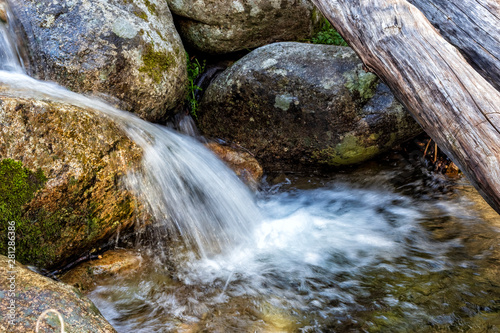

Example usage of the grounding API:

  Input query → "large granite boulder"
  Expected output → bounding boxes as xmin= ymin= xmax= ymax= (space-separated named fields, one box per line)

xmin=0 ymin=95 xmax=145 ymax=269
xmin=9 ymin=0 xmax=187 ymax=122
xmin=198 ymin=42 xmax=422 ymax=170
xmin=167 ymin=0 xmax=321 ymax=54
xmin=0 ymin=255 xmax=116 ymax=332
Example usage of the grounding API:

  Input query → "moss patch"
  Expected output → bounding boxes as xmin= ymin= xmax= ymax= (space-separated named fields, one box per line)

xmin=0 ymin=159 xmax=52 ymax=265
xmin=134 ymin=9 xmax=148 ymax=20
xmin=312 ymin=135 xmax=380 ymax=166
xmin=139 ymin=44 xmax=175 ymax=83
xmin=0 ymin=159 xmax=46 ymax=218
xmin=309 ymin=17 xmax=348 ymax=46
xmin=144 ymin=0 xmax=157 ymax=14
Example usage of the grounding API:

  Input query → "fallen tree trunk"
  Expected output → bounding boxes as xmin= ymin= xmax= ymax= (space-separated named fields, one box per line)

xmin=408 ymin=0 xmax=500 ymax=92
xmin=311 ymin=0 xmax=500 ymax=214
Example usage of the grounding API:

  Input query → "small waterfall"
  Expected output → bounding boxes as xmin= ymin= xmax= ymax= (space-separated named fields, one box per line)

xmin=0 ymin=16 xmax=260 ymax=258
xmin=0 ymin=3 xmax=23 ymax=73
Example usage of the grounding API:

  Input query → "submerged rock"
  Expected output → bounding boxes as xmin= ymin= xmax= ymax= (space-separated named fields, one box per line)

xmin=199 ymin=42 xmax=422 ymax=170
xmin=167 ymin=0 xmax=321 ymax=54
xmin=10 ymin=0 xmax=187 ymax=122
xmin=0 ymin=96 xmax=145 ymax=269
xmin=0 ymin=255 xmax=116 ymax=332
xmin=61 ymin=249 xmax=143 ymax=292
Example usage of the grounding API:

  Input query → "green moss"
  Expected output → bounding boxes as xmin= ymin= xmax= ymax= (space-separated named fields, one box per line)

xmin=0 ymin=159 xmax=52 ymax=265
xmin=0 ymin=159 xmax=115 ymax=267
xmin=134 ymin=10 xmax=148 ymax=20
xmin=0 ymin=159 xmax=46 ymax=218
xmin=144 ymin=0 xmax=156 ymax=14
xmin=139 ymin=44 xmax=175 ymax=84
xmin=309 ymin=18 xmax=348 ymax=46
xmin=312 ymin=135 xmax=380 ymax=166
xmin=156 ymin=29 xmax=167 ymax=42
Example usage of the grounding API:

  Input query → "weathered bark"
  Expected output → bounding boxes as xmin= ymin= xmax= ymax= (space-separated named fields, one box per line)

xmin=311 ymin=0 xmax=500 ymax=214
xmin=408 ymin=0 xmax=500 ymax=92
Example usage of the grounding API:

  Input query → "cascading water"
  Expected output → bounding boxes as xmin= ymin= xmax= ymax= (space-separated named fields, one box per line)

xmin=0 ymin=15 xmax=259 ymax=258
xmin=0 ymin=4 xmax=23 ymax=73
xmin=3 ymin=10 xmax=500 ymax=333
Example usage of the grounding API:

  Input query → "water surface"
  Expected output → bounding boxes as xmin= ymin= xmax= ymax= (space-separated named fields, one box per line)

xmin=89 ymin=164 xmax=500 ymax=332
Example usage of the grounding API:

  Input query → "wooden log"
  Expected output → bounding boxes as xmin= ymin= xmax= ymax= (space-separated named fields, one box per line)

xmin=407 ymin=0 xmax=500 ymax=92
xmin=311 ymin=0 xmax=500 ymax=214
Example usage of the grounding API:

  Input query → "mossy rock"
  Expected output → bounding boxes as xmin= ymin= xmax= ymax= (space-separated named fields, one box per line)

xmin=9 ymin=0 xmax=187 ymax=122
xmin=0 ymin=96 xmax=146 ymax=269
xmin=198 ymin=42 xmax=422 ymax=171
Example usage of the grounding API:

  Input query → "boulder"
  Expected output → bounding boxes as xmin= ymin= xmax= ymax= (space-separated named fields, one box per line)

xmin=167 ymin=0 xmax=321 ymax=54
xmin=9 ymin=0 xmax=187 ymax=122
xmin=206 ymin=142 xmax=263 ymax=188
xmin=198 ymin=42 xmax=422 ymax=170
xmin=0 ymin=96 xmax=145 ymax=269
xmin=0 ymin=255 xmax=116 ymax=332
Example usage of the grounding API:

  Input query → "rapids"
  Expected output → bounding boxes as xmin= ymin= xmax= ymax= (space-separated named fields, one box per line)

xmin=88 ymin=167 xmax=500 ymax=332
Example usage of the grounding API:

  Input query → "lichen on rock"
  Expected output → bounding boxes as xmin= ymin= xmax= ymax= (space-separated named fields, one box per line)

xmin=167 ymin=0 xmax=322 ymax=54
xmin=198 ymin=42 xmax=422 ymax=170
xmin=9 ymin=0 xmax=187 ymax=122
xmin=138 ymin=44 xmax=176 ymax=84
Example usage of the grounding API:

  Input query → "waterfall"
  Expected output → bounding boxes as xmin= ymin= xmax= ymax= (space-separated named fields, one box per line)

xmin=0 ymin=3 xmax=23 ymax=73
xmin=0 ymin=16 xmax=260 ymax=258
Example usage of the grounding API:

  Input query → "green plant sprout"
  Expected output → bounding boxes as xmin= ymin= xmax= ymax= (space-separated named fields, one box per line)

xmin=310 ymin=18 xmax=348 ymax=46
xmin=186 ymin=53 xmax=206 ymax=118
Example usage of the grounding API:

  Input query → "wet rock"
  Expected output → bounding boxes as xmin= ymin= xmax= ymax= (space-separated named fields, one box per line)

xmin=0 ymin=2 xmax=6 ymax=23
xmin=206 ymin=142 xmax=263 ymax=188
xmin=0 ymin=255 xmax=116 ymax=332
xmin=445 ymin=162 xmax=461 ymax=179
xmin=61 ymin=249 xmax=143 ymax=292
xmin=167 ymin=0 xmax=321 ymax=54
xmin=199 ymin=42 xmax=422 ymax=170
xmin=0 ymin=96 xmax=145 ymax=269
xmin=9 ymin=0 xmax=187 ymax=122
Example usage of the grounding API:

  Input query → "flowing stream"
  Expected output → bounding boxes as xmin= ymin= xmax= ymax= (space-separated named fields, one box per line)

xmin=0 ymin=15 xmax=258 ymax=258
xmin=87 ymin=167 xmax=500 ymax=332
xmin=2 ymin=13 xmax=500 ymax=333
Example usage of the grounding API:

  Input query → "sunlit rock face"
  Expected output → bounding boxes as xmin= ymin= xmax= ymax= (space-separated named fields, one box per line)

xmin=9 ymin=0 xmax=187 ymax=122
xmin=0 ymin=96 xmax=145 ymax=269
xmin=61 ymin=249 xmax=144 ymax=292
xmin=206 ymin=141 xmax=263 ymax=189
xmin=0 ymin=255 xmax=117 ymax=333
xmin=167 ymin=0 xmax=321 ymax=54
xmin=199 ymin=42 xmax=422 ymax=171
